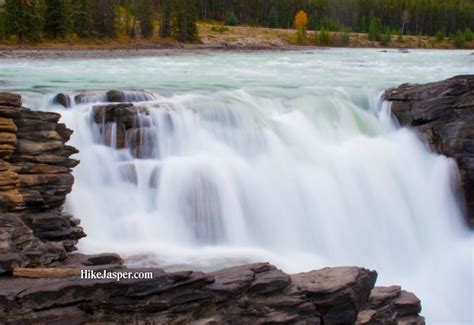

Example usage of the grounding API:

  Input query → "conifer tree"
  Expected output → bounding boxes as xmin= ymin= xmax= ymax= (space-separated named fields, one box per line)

xmin=172 ymin=0 xmax=198 ymax=42
xmin=138 ymin=0 xmax=153 ymax=38
xmin=4 ymin=0 xmax=43 ymax=42
xmin=72 ymin=0 xmax=92 ymax=37
xmin=224 ymin=11 xmax=238 ymax=26
xmin=44 ymin=0 xmax=72 ymax=39
xmin=0 ymin=11 xmax=6 ymax=40
xmin=267 ymin=7 xmax=278 ymax=28
xmin=368 ymin=17 xmax=382 ymax=42
xmin=159 ymin=0 xmax=172 ymax=38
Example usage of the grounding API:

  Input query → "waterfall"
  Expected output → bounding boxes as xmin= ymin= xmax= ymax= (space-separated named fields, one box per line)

xmin=8 ymin=48 xmax=471 ymax=323
xmin=36 ymin=86 xmax=472 ymax=323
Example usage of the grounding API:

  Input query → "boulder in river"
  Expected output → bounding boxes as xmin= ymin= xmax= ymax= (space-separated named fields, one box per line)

xmin=52 ymin=93 xmax=71 ymax=108
xmin=384 ymin=75 xmax=474 ymax=227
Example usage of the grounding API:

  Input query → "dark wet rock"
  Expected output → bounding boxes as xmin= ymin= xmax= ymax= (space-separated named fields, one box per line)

xmin=0 ymin=93 xmax=84 ymax=274
xmin=384 ymin=75 xmax=474 ymax=226
xmin=0 ymin=262 xmax=424 ymax=324
xmin=292 ymin=266 xmax=377 ymax=324
xmin=0 ymin=93 xmax=21 ymax=107
xmin=105 ymin=89 xmax=155 ymax=103
xmin=106 ymin=89 xmax=126 ymax=102
xmin=91 ymin=103 xmax=156 ymax=157
xmin=52 ymin=93 xmax=71 ymax=108
xmin=61 ymin=252 xmax=124 ymax=267
xmin=357 ymin=286 xmax=424 ymax=324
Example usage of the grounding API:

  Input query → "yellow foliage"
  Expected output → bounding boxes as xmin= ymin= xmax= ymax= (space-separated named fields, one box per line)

xmin=295 ymin=10 xmax=308 ymax=45
xmin=295 ymin=10 xmax=308 ymax=29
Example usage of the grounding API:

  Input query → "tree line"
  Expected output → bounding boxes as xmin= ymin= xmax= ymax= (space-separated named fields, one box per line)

xmin=0 ymin=0 xmax=472 ymax=43
xmin=0 ymin=0 xmax=199 ymax=42
xmin=211 ymin=0 xmax=473 ymax=36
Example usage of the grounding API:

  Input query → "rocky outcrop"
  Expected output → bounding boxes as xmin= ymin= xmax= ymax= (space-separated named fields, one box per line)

xmin=0 ymin=262 xmax=424 ymax=324
xmin=74 ymin=89 xmax=155 ymax=105
xmin=52 ymin=93 xmax=71 ymax=108
xmin=357 ymin=286 xmax=424 ymax=324
xmin=384 ymin=75 xmax=474 ymax=226
xmin=91 ymin=102 xmax=159 ymax=158
xmin=0 ymin=93 xmax=85 ymax=274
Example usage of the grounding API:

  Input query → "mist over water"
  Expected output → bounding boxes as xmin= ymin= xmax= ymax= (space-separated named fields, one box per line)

xmin=1 ymin=49 xmax=473 ymax=323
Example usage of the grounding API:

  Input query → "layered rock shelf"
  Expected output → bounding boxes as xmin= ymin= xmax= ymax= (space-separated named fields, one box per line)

xmin=0 ymin=261 xmax=424 ymax=324
xmin=0 ymin=93 xmax=85 ymax=273
xmin=384 ymin=75 xmax=474 ymax=226
xmin=0 ymin=92 xmax=425 ymax=324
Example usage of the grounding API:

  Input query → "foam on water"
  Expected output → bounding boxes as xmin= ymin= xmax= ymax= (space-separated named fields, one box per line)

xmin=2 ymin=49 xmax=473 ymax=324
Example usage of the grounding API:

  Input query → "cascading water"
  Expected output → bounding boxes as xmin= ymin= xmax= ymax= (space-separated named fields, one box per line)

xmin=2 ymin=49 xmax=473 ymax=323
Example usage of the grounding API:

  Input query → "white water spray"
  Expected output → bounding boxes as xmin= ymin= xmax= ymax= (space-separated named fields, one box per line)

xmin=4 ymin=49 xmax=473 ymax=323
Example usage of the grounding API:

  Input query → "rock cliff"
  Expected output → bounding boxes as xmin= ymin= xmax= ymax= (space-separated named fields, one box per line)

xmin=384 ymin=75 xmax=474 ymax=226
xmin=0 ymin=93 xmax=85 ymax=273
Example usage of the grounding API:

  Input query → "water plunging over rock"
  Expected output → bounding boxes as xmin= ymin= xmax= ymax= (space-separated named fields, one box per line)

xmin=0 ymin=91 xmax=426 ymax=323
xmin=384 ymin=75 xmax=474 ymax=226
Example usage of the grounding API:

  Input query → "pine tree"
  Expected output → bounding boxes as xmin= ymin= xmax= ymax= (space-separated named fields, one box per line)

xmin=172 ymin=0 xmax=198 ymax=42
xmin=224 ymin=11 xmax=238 ymax=26
xmin=72 ymin=0 xmax=90 ymax=37
xmin=98 ymin=0 xmax=117 ymax=38
xmin=44 ymin=0 xmax=72 ymax=39
xmin=138 ymin=0 xmax=153 ymax=38
xmin=159 ymin=0 xmax=172 ymax=38
xmin=368 ymin=17 xmax=382 ymax=42
xmin=267 ymin=7 xmax=278 ymax=29
xmin=0 ymin=11 xmax=6 ymax=40
xmin=4 ymin=0 xmax=43 ymax=42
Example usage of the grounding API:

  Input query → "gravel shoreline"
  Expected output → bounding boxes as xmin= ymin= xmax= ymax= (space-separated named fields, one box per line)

xmin=0 ymin=45 xmax=315 ymax=60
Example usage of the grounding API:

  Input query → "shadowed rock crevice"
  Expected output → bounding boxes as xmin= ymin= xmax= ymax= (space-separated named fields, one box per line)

xmin=384 ymin=75 xmax=474 ymax=226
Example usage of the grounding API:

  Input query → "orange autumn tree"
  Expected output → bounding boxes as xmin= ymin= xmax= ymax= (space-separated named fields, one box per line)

xmin=295 ymin=10 xmax=308 ymax=45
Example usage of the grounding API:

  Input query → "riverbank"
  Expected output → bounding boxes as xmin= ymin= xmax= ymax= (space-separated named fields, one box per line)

xmin=0 ymin=24 xmax=472 ymax=59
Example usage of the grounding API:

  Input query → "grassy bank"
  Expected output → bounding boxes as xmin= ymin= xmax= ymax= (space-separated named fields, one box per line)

xmin=0 ymin=23 xmax=472 ymax=50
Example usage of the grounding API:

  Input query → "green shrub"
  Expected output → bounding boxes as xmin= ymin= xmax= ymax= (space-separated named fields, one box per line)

xmin=342 ymin=28 xmax=350 ymax=46
xmin=224 ymin=11 xmax=238 ymax=26
xmin=435 ymin=29 xmax=446 ymax=42
xmin=318 ymin=26 xmax=330 ymax=45
xmin=465 ymin=28 xmax=473 ymax=42
xmin=381 ymin=29 xmax=391 ymax=47
xmin=455 ymin=30 xmax=465 ymax=48
xmin=397 ymin=31 xmax=403 ymax=42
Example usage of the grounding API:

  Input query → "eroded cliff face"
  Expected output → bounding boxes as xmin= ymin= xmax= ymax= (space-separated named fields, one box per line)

xmin=0 ymin=93 xmax=85 ymax=273
xmin=384 ymin=75 xmax=474 ymax=226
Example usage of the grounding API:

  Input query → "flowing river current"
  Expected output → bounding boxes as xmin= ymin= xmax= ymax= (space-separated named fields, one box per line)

xmin=0 ymin=49 xmax=473 ymax=323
